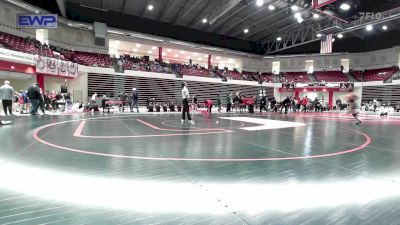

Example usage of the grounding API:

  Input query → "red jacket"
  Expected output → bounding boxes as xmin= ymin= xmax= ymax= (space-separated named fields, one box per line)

xmin=248 ymin=98 xmax=254 ymax=105
xmin=302 ymin=98 xmax=308 ymax=105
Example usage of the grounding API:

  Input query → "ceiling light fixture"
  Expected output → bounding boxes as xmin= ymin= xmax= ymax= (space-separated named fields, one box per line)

xmin=202 ymin=18 xmax=208 ymax=24
xmin=366 ymin=25 xmax=373 ymax=31
xmin=317 ymin=33 xmax=322 ymax=37
xmin=244 ymin=28 xmax=249 ymax=33
xmin=277 ymin=37 xmax=282 ymax=41
xmin=337 ymin=33 xmax=343 ymax=38
xmin=340 ymin=3 xmax=350 ymax=10
xmin=313 ymin=14 xmax=319 ymax=19
xmin=382 ymin=25 xmax=388 ymax=30
xmin=268 ymin=5 xmax=275 ymax=10
xmin=147 ymin=5 xmax=154 ymax=10
xmin=297 ymin=17 xmax=304 ymax=23
xmin=256 ymin=0 xmax=264 ymax=7
xmin=291 ymin=5 xmax=299 ymax=11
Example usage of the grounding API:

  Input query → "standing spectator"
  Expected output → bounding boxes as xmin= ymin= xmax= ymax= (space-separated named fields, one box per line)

xmin=373 ymin=98 xmax=378 ymax=112
xmin=192 ymin=95 xmax=198 ymax=112
xmin=91 ymin=93 xmax=97 ymax=103
xmin=0 ymin=81 xmax=14 ymax=116
xmin=13 ymin=92 xmax=19 ymax=113
xmin=27 ymin=83 xmax=41 ymax=115
xmin=248 ymin=96 xmax=255 ymax=113
xmin=216 ymin=94 xmax=221 ymax=113
xmin=226 ymin=93 xmax=232 ymax=112
xmin=131 ymin=88 xmax=139 ymax=113
xmin=281 ymin=96 xmax=291 ymax=114
xmin=336 ymin=98 xmax=342 ymax=111
xmin=260 ymin=96 xmax=267 ymax=113
xmin=65 ymin=92 xmax=73 ymax=111
xmin=205 ymin=99 xmax=213 ymax=114
xmin=271 ymin=97 xmax=277 ymax=112
xmin=301 ymin=96 xmax=309 ymax=112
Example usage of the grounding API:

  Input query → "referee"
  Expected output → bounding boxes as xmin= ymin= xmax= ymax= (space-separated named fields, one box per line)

xmin=181 ymin=82 xmax=195 ymax=125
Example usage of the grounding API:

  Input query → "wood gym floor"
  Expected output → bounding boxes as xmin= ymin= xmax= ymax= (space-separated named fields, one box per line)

xmin=1 ymin=111 xmax=400 ymax=225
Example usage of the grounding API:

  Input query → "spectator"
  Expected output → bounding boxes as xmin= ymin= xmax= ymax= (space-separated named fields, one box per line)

xmin=0 ymin=81 xmax=14 ymax=116
xmin=131 ymin=88 xmax=139 ymax=113
xmin=91 ymin=93 xmax=97 ymax=103
xmin=27 ymin=83 xmax=41 ymax=115
xmin=216 ymin=94 xmax=221 ymax=113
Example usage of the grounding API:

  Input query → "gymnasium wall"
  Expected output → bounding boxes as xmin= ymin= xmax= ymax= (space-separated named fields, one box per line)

xmin=88 ymin=73 xmax=273 ymax=106
xmin=47 ymin=26 xmax=108 ymax=54
xmin=349 ymin=48 xmax=399 ymax=70
xmin=263 ymin=48 xmax=399 ymax=72
xmin=0 ymin=1 xmax=35 ymax=38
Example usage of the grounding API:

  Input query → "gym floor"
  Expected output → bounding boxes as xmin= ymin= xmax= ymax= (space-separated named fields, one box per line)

xmin=1 ymin=111 xmax=400 ymax=225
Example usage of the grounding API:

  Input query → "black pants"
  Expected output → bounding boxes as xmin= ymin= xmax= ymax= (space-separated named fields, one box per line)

xmin=208 ymin=104 xmax=213 ymax=114
xmin=51 ymin=100 xmax=57 ymax=110
xmin=182 ymin=98 xmax=191 ymax=121
xmin=131 ymin=99 xmax=139 ymax=112
xmin=2 ymin=100 xmax=12 ymax=115
xmin=259 ymin=104 xmax=267 ymax=113
xmin=227 ymin=103 xmax=231 ymax=112
xmin=39 ymin=99 xmax=45 ymax=113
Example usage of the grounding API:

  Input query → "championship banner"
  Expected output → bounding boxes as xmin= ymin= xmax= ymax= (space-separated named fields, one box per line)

xmin=36 ymin=56 xmax=78 ymax=78
xmin=35 ymin=56 xmax=46 ymax=74
xmin=58 ymin=59 xmax=68 ymax=77
xmin=46 ymin=57 xmax=58 ymax=75
xmin=68 ymin=61 xmax=78 ymax=78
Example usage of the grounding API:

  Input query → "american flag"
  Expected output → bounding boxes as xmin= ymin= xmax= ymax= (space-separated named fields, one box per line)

xmin=320 ymin=34 xmax=333 ymax=54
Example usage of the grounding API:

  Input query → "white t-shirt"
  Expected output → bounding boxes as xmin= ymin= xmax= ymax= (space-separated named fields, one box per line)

xmin=182 ymin=86 xmax=189 ymax=99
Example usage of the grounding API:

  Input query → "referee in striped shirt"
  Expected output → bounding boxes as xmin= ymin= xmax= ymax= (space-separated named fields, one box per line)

xmin=181 ymin=82 xmax=195 ymax=125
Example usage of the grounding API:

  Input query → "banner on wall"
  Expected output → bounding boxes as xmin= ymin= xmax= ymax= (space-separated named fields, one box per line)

xmin=36 ymin=56 xmax=78 ymax=78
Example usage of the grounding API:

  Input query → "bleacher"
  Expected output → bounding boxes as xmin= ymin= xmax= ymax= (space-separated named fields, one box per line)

xmin=242 ymin=71 xmax=258 ymax=81
xmin=62 ymin=50 xmax=113 ymax=68
xmin=179 ymin=65 xmax=210 ymax=77
xmin=261 ymin=72 xmax=273 ymax=82
xmin=314 ymin=71 xmax=349 ymax=82
xmin=281 ymin=72 xmax=309 ymax=83
xmin=0 ymin=31 xmax=53 ymax=57
xmin=227 ymin=70 xmax=241 ymax=80
xmin=351 ymin=67 xmax=398 ymax=81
